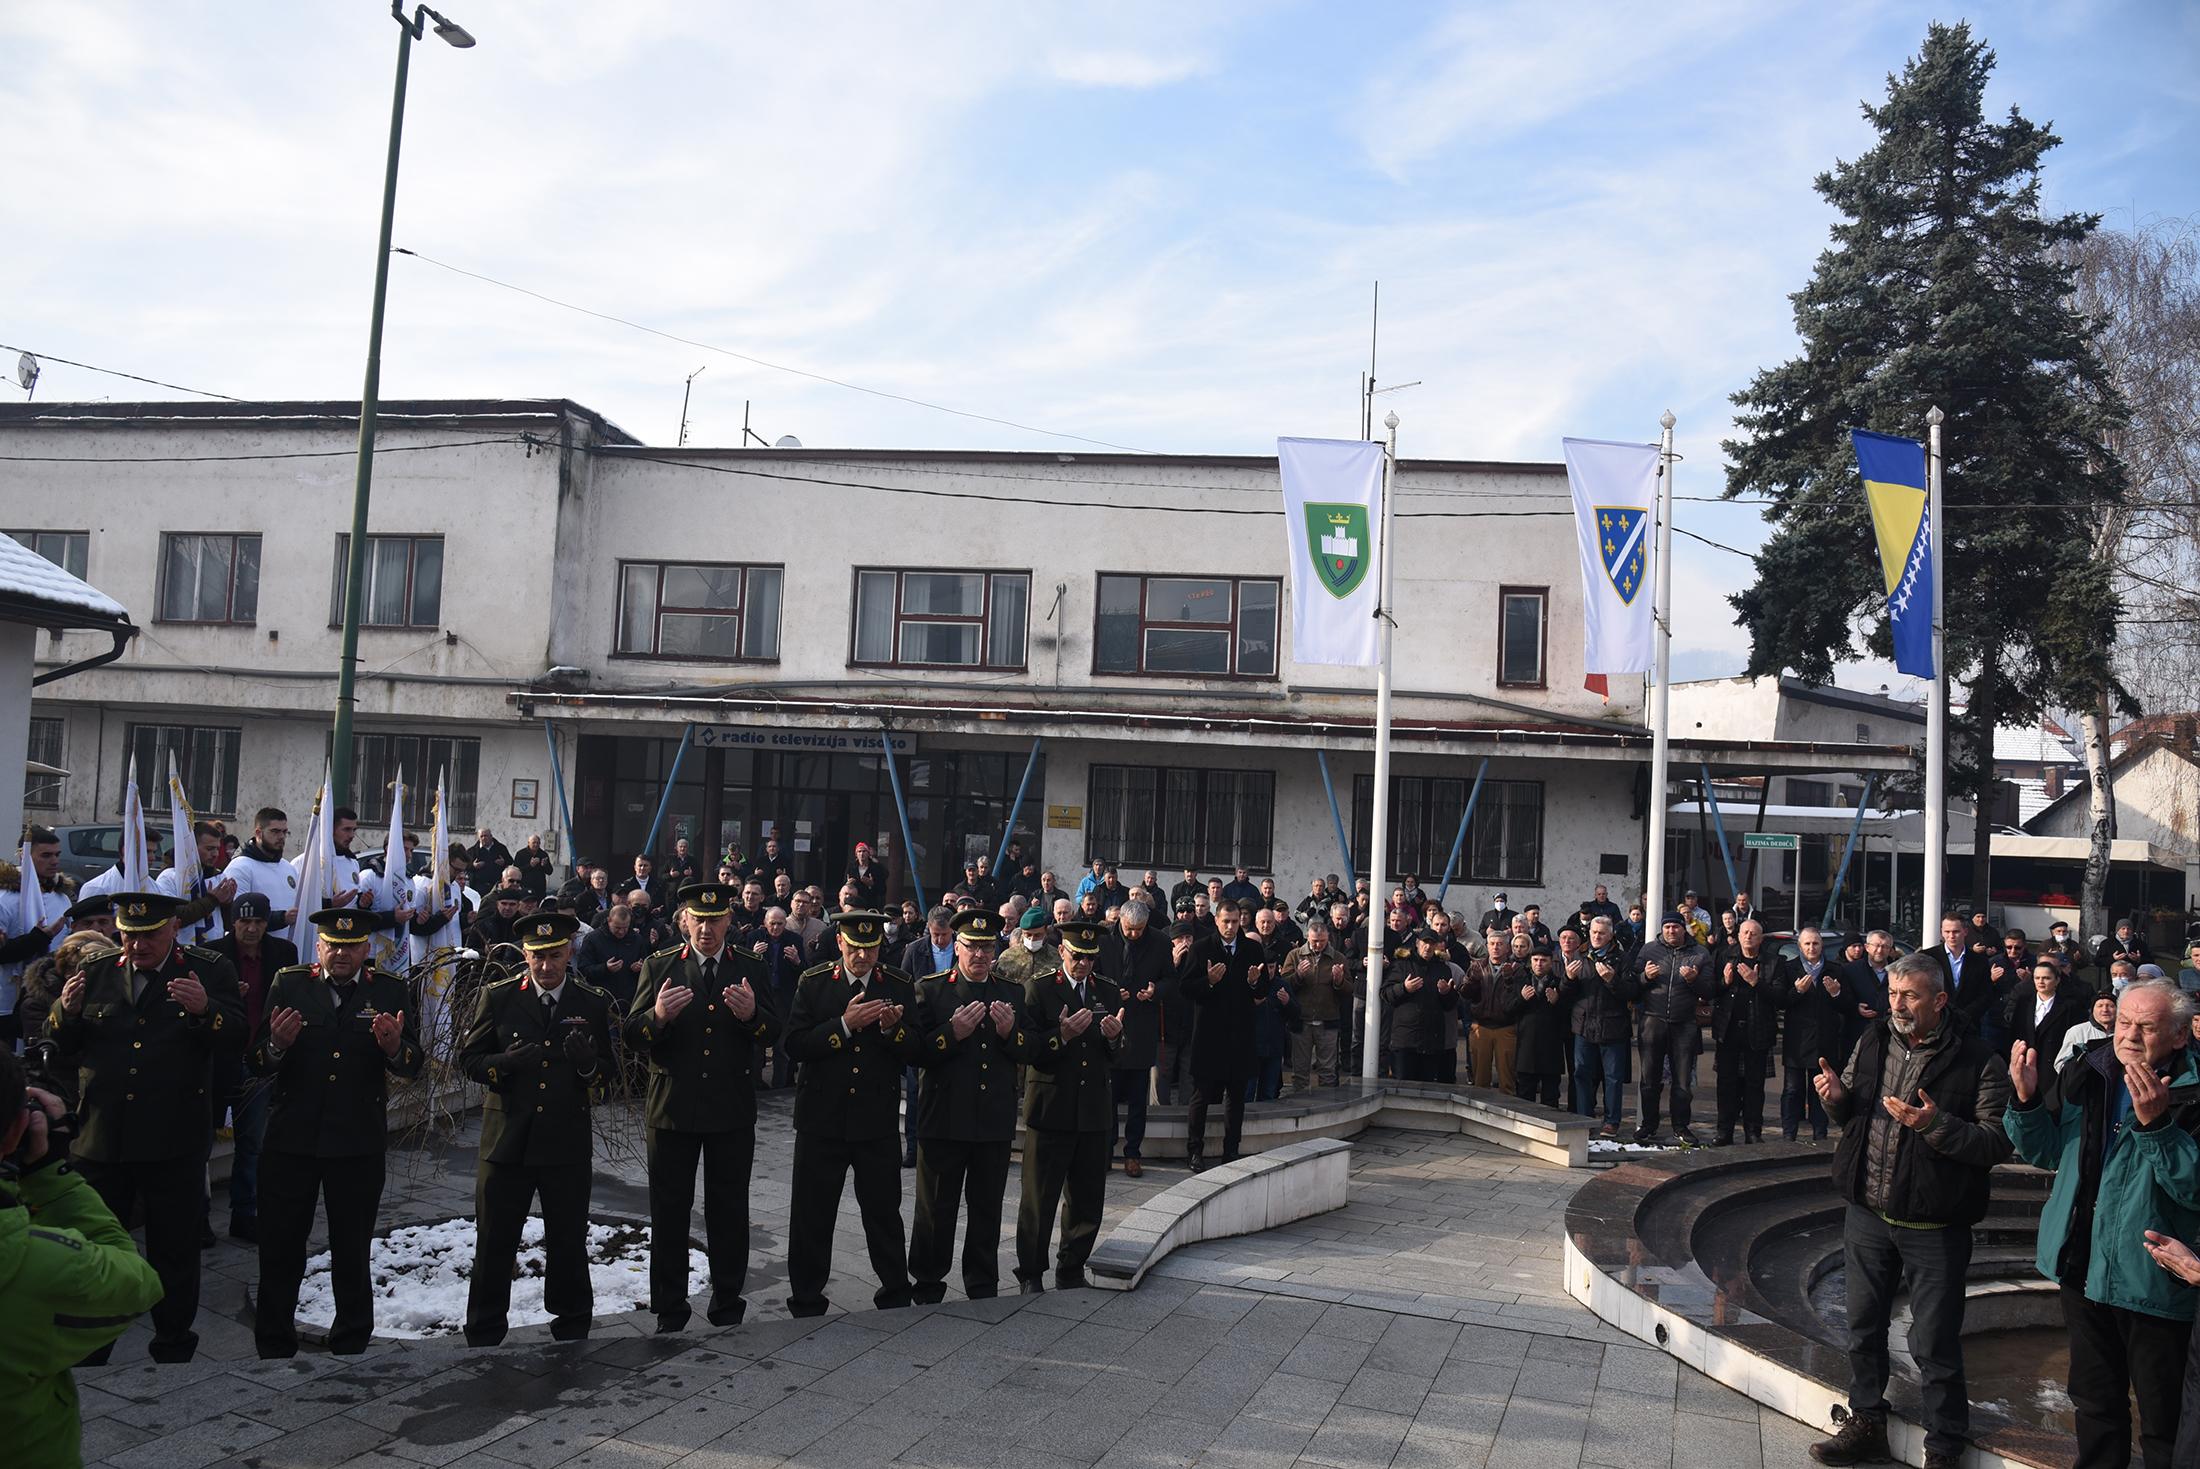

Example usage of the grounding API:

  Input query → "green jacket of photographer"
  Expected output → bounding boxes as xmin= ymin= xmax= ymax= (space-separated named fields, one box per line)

xmin=0 ymin=1160 xmax=165 ymax=1468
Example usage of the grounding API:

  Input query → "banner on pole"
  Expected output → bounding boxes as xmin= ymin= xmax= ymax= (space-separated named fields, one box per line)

xmin=1850 ymin=429 xmax=1936 ymax=678
xmin=1562 ymin=438 xmax=1659 ymax=674
xmin=1277 ymin=437 xmax=1385 ymax=667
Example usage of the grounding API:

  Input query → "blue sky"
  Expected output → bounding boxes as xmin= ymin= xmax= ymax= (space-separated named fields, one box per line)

xmin=5 ymin=1 xmax=2195 ymax=682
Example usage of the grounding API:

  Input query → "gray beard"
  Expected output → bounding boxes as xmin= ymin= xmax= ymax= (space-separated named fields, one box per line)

xmin=1889 ymin=1013 xmax=1917 ymax=1037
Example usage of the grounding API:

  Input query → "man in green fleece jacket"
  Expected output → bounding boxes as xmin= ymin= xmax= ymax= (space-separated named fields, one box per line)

xmin=0 ymin=1047 xmax=165 ymax=1469
xmin=2006 ymin=977 xmax=2200 ymax=1469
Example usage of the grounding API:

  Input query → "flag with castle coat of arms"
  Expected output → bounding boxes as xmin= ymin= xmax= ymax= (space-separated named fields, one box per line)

xmin=1276 ymin=436 xmax=1385 ymax=666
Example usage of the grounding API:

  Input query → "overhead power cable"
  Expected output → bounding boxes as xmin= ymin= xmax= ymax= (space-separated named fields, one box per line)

xmin=391 ymin=247 xmax=1165 ymax=456
xmin=0 ymin=341 xmax=242 ymax=401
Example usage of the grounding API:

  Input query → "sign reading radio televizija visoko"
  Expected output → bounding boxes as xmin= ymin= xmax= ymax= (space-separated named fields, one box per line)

xmin=690 ymin=726 xmax=916 ymax=756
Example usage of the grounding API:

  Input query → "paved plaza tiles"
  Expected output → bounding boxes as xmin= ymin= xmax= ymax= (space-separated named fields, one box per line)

xmin=75 ymin=1097 xmax=1825 ymax=1469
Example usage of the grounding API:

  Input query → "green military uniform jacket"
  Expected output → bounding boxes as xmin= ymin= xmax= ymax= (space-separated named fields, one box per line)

xmin=624 ymin=942 xmax=782 ymax=1131
xmin=1023 ymin=969 xmax=1126 ymax=1133
xmin=910 ymin=968 xmax=1034 ymax=1143
xmin=247 ymin=964 xmax=425 ymax=1157
xmin=783 ymin=960 xmax=920 ymax=1141
xmin=458 ymin=973 xmax=617 ymax=1167
xmin=46 ymin=942 xmax=244 ymax=1164
xmin=992 ymin=943 xmax=1047 ymax=987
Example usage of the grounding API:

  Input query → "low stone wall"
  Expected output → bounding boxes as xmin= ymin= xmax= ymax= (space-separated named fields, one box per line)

xmin=1131 ymin=1081 xmax=1593 ymax=1168
xmin=1087 ymin=1137 xmax=1350 ymax=1291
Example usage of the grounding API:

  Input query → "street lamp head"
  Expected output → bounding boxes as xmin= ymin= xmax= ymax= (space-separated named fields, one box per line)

xmin=424 ymin=7 xmax=475 ymax=46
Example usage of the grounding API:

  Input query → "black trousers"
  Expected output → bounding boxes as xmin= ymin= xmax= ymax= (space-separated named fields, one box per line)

xmin=646 ymin=1126 xmax=755 ymax=1325
xmin=76 ymin=1155 xmax=204 ymax=1362
xmin=2061 ymin=1283 xmax=2193 ymax=1469
xmin=465 ymin=1159 xmax=593 ymax=1346
xmin=1016 ymin=1126 xmax=1109 ymax=1285
xmin=1636 ymin=1017 xmax=1701 ymax=1133
xmin=1111 ymin=1068 xmax=1150 ymax=1159
xmin=256 ymin=1150 xmax=386 ymax=1357
xmin=786 ymin=1130 xmax=910 ymax=1317
xmin=1185 ymin=1079 xmax=1245 ymax=1163
xmin=1843 ymin=1206 xmax=1972 ymax=1459
xmin=908 ymin=1137 xmax=1012 ymax=1303
xmin=1155 ymin=1034 xmax=1189 ymax=1104
xmin=1714 ymin=1039 xmax=1768 ymax=1139
xmin=1515 ymin=1070 xmax=1563 ymax=1107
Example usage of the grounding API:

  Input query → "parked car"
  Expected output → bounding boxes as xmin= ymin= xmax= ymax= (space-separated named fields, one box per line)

xmin=50 ymin=824 xmax=178 ymax=885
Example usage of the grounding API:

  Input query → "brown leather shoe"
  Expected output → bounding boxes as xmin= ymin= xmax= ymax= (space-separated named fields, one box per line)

xmin=1124 ymin=1158 xmax=1143 ymax=1178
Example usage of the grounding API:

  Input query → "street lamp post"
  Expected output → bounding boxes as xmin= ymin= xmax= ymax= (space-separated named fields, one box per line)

xmin=331 ymin=2 xmax=474 ymax=807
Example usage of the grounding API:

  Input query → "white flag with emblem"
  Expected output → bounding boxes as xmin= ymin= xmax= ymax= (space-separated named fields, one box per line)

xmin=1562 ymin=438 xmax=1659 ymax=674
xmin=1277 ymin=437 xmax=1384 ymax=667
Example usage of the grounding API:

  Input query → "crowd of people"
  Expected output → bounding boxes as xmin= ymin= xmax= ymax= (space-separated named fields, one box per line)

xmin=8 ymin=817 xmax=2200 ymax=1468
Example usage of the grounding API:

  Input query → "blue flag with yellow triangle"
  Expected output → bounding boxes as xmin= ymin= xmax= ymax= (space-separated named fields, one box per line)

xmin=1850 ymin=428 xmax=1934 ymax=678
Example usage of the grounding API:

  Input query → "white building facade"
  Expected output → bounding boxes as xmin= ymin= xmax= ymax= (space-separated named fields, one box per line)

xmin=5 ymin=399 xmax=1895 ymax=913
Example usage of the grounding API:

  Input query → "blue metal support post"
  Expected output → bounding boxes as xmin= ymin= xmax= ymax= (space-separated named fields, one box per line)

xmin=1315 ymin=750 xmax=1357 ymax=891
xmin=1432 ymin=758 xmax=1490 ymax=909
xmin=879 ymin=722 xmax=926 ymax=912
xmin=1820 ymin=776 xmax=1877 ymax=930
xmin=541 ymin=720 xmax=576 ymax=859
xmin=992 ymin=737 xmax=1044 ymax=876
xmin=1698 ymin=761 xmax=1741 ymax=901
xmin=641 ymin=724 xmax=694 ymax=859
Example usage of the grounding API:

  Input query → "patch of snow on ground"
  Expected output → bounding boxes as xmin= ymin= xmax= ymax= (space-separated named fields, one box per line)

xmin=1586 ymin=1138 xmax=1677 ymax=1154
xmin=295 ymin=1216 xmax=707 ymax=1338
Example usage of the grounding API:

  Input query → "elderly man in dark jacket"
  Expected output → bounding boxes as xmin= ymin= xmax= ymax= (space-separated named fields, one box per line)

xmin=1632 ymin=913 xmax=1712 ymax=1144
xmin=1102 ymin=900 xmax=1168 ymax=1176
xmin=1176 ymin=900 xmax=1273 ymax=1171
xmin=1381 ymin=928 xmax=1459 ymax=1083
xmin=1712 ymin=919 xmax=1787 ymax=1145
xmin=1567 ymin=918 xmax=1639 ymax=1136
xmin=1514 ymin=946 xmax=1576 ymax=1107
xmin=1808 ymin=953 xmax=2012 ymax=1468
xmin=1779 ymin=925 xmax=1850 ymax=1142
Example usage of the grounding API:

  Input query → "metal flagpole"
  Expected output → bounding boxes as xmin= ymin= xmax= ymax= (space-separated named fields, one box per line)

xmin=1362 ymin=411 xmax=1399 ymax=1083
xmin=1646 ymin=410 xmax=1677 ymax=916
xmin=1922 ymin=406 xmax=1946 ymax=949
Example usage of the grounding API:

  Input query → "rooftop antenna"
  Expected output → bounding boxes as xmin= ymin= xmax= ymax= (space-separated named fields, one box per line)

xmin=677 ymin=365 xmax=706 ymax=447
xmin=741 ymin=399 xmax=772 ymax=448
xmin=16 ymin=351 xmax=38 ymax=399
xmin=1361 ymin=281 xmax=1378 ymax=440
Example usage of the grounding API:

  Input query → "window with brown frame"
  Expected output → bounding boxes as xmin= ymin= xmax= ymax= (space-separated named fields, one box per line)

xmin=851 ymin=568 xmax=1028 ymax=670
xmin=616 ymin=561 xmax=782 ymax=661
xmin=329 ymin=534 xmax=443 ymax=628
xmin=158 ymin=532 xmax=261 ymax=624
xmin=1093 ymin=573 xmax=1279 ymax=678
xmin=1497 ymin=585 xmax=1547 ymax=688
xmin=6 ymin=530 xmax=88 ymax=579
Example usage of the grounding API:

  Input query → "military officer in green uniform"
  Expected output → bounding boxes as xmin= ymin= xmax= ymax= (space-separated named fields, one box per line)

xmin=992 ymin=905 xmax=1053 ymax=986
xmin=248 ymin=907 xmax=424 ymax=1358
xmin=908 ymin=909 xmax=1034 ymax=1303
xmin=1015 ymin=919 xmax=1125 ymax=1293
xmin=782 ymin=910 xmax=921 ymax=1316
xmin=624 ymin=881 xmax=779 ymax=1332
xmin=458 ymin=911 xmax=616 ymax=1345
xmin=46 ymin=891 xmax=244 ymax=1362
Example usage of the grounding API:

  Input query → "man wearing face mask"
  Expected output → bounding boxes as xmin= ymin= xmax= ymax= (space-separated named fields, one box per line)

xmin=995 ymin=905 xmax=1054 ymax=987
xmin=907 ymin=910 xmax=1032 ymax=1305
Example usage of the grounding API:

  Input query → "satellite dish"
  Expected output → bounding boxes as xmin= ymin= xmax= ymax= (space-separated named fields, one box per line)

xmin=773 ymin=435 xmax=803 ymax=449
xmin=16 ymin=352 xmax=39 ymax=393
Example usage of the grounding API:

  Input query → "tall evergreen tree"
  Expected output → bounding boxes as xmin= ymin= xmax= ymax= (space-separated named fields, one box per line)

xmin=1722 ymin=22 xmax=2127 ymax=916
